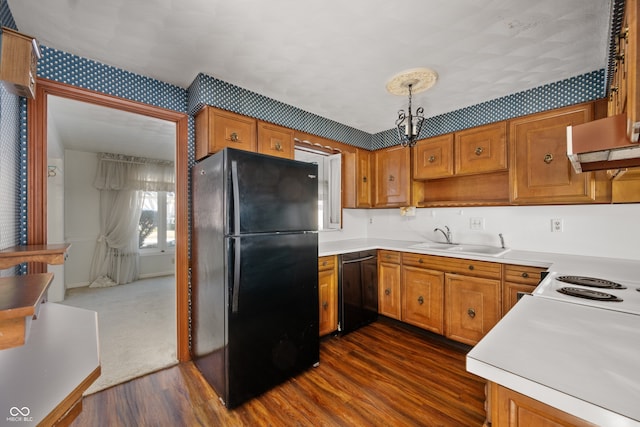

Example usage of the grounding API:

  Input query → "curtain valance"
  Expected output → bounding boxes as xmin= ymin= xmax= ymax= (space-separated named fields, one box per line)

xmin=93 ymin=152 xmax=175 ymax=192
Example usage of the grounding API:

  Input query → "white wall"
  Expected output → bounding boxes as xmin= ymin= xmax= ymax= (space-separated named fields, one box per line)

xmin=321 ymin=204 xmax=640 ymax=261
xmin=46 ymin=123 xmax=65 ymax=301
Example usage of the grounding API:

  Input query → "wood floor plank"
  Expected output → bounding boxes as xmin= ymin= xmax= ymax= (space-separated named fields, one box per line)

xmin=71 ymin=318 xmax=486 ymax=426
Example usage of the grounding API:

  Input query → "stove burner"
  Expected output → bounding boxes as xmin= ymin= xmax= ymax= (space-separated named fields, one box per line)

xmin=556 ymin=275 xmax=626 ymax=289
xmin=557 ymin=287 xmax=623 ymax=302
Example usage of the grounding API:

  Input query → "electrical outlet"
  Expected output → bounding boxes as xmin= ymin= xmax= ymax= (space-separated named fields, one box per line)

xmin=551 ymin=218 xmax=563 ymax=232
xmin=469 ymin=217 xmax=485 ymax=230
xmin=369 ymin=218 xmax=374 ymax=224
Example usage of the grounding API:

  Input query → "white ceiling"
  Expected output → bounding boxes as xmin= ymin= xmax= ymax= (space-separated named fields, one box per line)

xmin=47 ymin=96 xmax=176 ymax=160
xmin=9 ymin=0 xmax=612 ymax=139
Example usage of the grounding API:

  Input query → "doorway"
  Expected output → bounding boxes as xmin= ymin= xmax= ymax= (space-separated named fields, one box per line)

xmin=27 ymin=79 xmax=190 ymax=363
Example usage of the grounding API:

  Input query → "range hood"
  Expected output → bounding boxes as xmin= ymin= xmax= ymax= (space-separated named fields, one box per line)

xmin=567 ymin=114 xmax=640 ymax=172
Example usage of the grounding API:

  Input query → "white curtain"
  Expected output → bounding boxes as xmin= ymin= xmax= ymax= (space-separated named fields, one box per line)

xmin=89 ymin=153 xmax=174 ymax=287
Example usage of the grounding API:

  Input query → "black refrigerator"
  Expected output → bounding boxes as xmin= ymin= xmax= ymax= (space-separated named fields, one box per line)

xmin=191 ymin=148 xmax=320 ymax=409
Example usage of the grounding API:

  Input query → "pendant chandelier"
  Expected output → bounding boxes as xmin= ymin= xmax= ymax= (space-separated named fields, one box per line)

xmin=386 ymin=68 xmax=438 ymax=148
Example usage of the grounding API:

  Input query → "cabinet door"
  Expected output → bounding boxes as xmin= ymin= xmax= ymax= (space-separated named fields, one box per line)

xmin=378 ymin=251 xmax=401 ymax=320
xmin=356 ymin=149 xmax=373 ymax=207
xmin=374 ymin=145 xmax=411 ymax=207
xmin=401 ymin=266 xmax=444 ymax=334
xmin=509 ymin=104 xmax=596 ymax=204
xmin=195 ymin=106 xmax=257 ymax=160
xmin=257 ymin=121 xmax=294 ymax=159
xmin=455 ymin=122 xmax=507 ymax=176
xmin=413 ymin=134 xmax=454 ymax=180
xmin=318 ymin=256 xmax=337 ymax=336
xmin=491 ymin=383 xmax=598 ymax=427
xmin=445 ymin=274 xmax=500 ymax=345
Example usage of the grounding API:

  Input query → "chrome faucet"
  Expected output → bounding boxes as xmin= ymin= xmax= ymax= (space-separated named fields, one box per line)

xmin=498 ymin=233 xmax=505 ymax=249
xmin=434 ymin=226 xmax=452 ymax=244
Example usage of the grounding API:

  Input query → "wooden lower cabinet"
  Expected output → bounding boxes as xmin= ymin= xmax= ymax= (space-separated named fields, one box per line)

xmin=378 ymin=250 xmax=401 ymax=319
xmin=503 ymin=264 xmax=547 ymax=315
xmin=318 ymin=256 xmax=338 ymax=336
xmin=489 ymin=382 xmax=597 ymax=427
xmin=445 ymin=273 xmax=501 ymax=346
xmin=401 ymin=265 xmax=444 ymax=334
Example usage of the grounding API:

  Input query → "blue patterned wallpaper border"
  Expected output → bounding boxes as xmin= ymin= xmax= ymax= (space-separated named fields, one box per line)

xmin=372 ymin=69 xmax=605 ymax=150
xmin=0 ymin=0 xmax=17 ymax=29
xmin=188 ymin=73 xmax=372 ymax=149
xmin=38 ymin=46 xmax=188 ymax=114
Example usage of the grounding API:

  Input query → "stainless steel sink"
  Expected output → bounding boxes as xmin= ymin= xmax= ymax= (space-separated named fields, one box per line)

xmin=409 ymin=242 xmax=510 ymax=257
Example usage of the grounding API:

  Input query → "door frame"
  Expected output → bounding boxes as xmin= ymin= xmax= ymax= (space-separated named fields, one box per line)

xmin=27 ymin=78 xmax=191 ymax=362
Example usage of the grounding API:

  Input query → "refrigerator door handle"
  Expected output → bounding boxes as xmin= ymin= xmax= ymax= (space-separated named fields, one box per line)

xmin=231 ymin=160 xmax=241 ymax=235
xmin=231 ymin=237 xmax=241 ymax=313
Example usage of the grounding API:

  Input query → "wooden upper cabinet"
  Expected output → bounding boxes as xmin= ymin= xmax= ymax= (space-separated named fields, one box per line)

xmin=195 ymin=106 xmax=257 ymax=160
xmin=356 ymin=149 xmax=372 ymax=207
xmin=455 ymin=122 xmax=507 ymax=176
xmin=257 ymin=121 xmax=294 ymax=159
xmin=509 ymin=103 xmax=596 ymax=204
xmin=343 ymin=148 xmax=371 ymax=209
xmin=413 ymin=134 xmax=454 ymax=179
xmin=0 ymin=27 xmax=40 ymax=98
xmin=374 ymin=145 xmax=411 ymax=207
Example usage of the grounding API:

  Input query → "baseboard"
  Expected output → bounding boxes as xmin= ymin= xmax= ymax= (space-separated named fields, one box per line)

xmin=138 ymin=272 xmax=174 ymax=279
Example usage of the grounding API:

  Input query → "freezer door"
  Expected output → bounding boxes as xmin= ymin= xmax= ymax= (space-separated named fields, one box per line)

xmin=225 ymin=232 xmax=319 ymax=408
xmin=226 ymin=148 xmax=318 ymax=234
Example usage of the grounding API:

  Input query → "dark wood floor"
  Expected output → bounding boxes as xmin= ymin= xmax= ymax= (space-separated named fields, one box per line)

xmin=71 ymin=318 xmax=486 ymax=426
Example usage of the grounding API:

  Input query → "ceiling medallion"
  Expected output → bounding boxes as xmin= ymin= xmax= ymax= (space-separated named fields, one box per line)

xmin=386 ymin=68 xmax=438 ymax=148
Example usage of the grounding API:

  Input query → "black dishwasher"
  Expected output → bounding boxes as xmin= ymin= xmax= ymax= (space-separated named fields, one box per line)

xmin=339 ymin=250 xmax=378 ymax=335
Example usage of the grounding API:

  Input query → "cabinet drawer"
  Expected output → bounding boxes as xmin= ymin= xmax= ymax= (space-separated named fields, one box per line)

xmin=378 ymin=250 xmax=401 ymax=264
xmin=503 ymin=265 xmax=546 ymax=285
xmin=440 ymin=257 xmax=501 ymax=279
xmin=402 ymin=252 xmax=439 ymax=268
xmin=318 ymin=255 xmax=336 ymax=271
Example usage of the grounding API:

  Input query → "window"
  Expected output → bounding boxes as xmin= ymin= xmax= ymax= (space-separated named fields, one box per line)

xmin=294 ymin=149 xmax=341 ymax=230
xmin=139 ymin=191 xmax=175 ymax=251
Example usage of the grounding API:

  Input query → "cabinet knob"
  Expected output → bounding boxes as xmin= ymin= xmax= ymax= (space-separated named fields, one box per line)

xmin=475 ymin=146 xmax=484 ymax=156
xmin=322 ymin=261 xmax=327 ymax=266
xmin=428 ymin=155 xmax=436 ymax=163
xmin=384 ymin=288 xmax=391 ymax=296
xmin=467 ymin=308 xmax=476 ymax=318
xmin=417 ymin=296 xmax=424 ymax=305
xmin=389 ymin=175 xmax=395 ymax=182
xmin=274 ymin=141 xmax=283 ymax=151
xmin=418 ymin=258 xmax=424 ymax=264
xmin=322 ymin=301 xmax=328 ymax=310
xmin=543 ymin=153 xmax=554 ymax=164
xmin=521 ymin=272 xmax=529 ymax=278
xmin=468 ymin=265 xmax=474 ymax=271
xmin=229 ymin=132 xmax=239 ymax=142
xmin=362 ymin=176 xmax=367 ymax=183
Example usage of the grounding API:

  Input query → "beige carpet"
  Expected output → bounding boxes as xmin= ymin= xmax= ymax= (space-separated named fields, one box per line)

xmin=59 ymin=275 xmax=178 ymax=394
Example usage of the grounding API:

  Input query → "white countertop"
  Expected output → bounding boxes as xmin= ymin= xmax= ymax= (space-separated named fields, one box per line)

xmin=321 ymin=238 xmax=640 ymax=425
xmin=0 ymin=302 xmax=100 ymax=426
xmin=467 ymin=296 xmax=640 ymax=426
xmin=319 ymin=238 xmax=639 ymax=270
